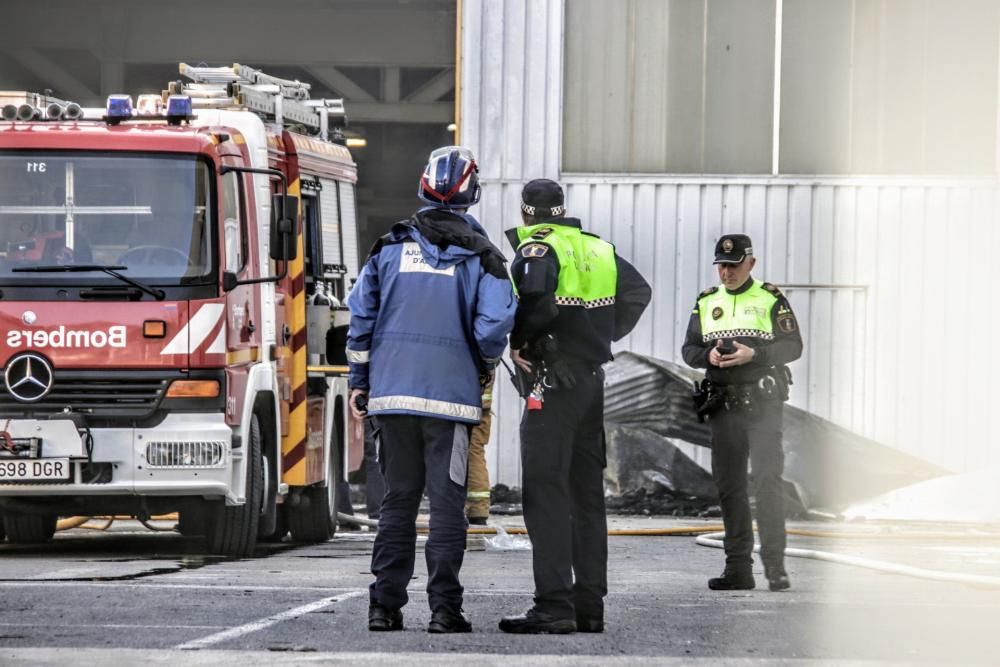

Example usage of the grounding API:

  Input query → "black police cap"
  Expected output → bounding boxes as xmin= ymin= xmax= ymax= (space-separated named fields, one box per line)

xmin=714 ymin=234 xmax=754 ymax=264
xmin=521 ymin=179 xmax=565 ymax=218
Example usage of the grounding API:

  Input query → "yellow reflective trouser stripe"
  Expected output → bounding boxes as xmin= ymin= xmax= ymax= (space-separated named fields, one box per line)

xmin=466 ymin=491 xmax=491 ymax=498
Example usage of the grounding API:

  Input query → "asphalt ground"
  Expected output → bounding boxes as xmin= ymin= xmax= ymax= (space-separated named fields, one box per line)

xmin=0 ymin=516 xmax=997 ymax=665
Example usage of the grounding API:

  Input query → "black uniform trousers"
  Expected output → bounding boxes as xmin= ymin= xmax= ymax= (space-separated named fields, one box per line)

xmin=369 ymin=414 xmax=470 ymax=614
xmin=520 ymin=365 xmax=607 ymax=621
xmin=708 ymin=398 xmax=786 ymax=570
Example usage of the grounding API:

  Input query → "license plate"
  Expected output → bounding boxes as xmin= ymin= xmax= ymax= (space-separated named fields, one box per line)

xmin=0 ymin=458 xmax=70 ymax=481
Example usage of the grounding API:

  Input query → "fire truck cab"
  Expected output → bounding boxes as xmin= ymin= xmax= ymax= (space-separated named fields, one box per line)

xmin=0 ymin=64 xmax=362 ymax=556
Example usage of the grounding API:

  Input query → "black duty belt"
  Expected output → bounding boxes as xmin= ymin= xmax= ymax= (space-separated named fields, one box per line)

xmin=692 ymin=368 xmax=790 ymax=421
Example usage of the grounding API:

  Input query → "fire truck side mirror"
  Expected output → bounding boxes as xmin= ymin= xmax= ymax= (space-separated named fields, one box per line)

xmin=270 ymin=194 xmax=299 ymax=261
xmin=222 ymin=271 xmax=239 ymax=291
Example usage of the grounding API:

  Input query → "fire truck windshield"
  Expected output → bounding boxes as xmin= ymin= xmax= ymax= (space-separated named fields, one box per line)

xmin=0 ymin=152 xmax=213 ymax=286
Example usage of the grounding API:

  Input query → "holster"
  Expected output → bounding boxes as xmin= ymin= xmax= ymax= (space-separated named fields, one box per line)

xmin=693 ymin=379 xmax=725 ymax=422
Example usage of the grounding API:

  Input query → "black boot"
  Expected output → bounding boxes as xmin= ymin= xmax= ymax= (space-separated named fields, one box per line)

xmin=765 ymin=565 xmax=791 ymax=591
xmin=499 ymin=609 xmax=576 ymax=634
xmin=575 ymin=616 xmax=604 ymax=633
xmin=708 ymin=567 xmax=756 ymax=591
xmin=368 ymin=604 xmax=403 ymax=631
xmin=427 ymin=609 xmax=472 ymax=633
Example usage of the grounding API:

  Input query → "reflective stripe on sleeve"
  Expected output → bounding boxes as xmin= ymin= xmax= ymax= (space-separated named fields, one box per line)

xmin=346 ymin=349 xmax=370 ymax=363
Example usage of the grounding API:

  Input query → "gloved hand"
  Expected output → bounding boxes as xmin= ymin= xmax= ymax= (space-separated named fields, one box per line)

xmin=479 ymin=368 xmax=495 ymax=390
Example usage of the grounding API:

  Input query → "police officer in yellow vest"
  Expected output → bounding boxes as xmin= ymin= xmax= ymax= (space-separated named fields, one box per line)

xmin=682 ymin=234 xmax=803 ymax=592
xmin=499 ymin=179 xmax=650 ymax=634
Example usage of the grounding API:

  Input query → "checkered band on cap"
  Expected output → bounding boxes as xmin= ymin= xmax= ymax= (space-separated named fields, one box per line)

xmin=521 ymin=201 xmax=565 ymax=217
xmin=555 ymin=295 xmax=616 ymax=309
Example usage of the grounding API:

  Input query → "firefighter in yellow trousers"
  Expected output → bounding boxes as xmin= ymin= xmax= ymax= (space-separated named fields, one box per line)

xmin=466 ymin=376 xmax=494 ymax=525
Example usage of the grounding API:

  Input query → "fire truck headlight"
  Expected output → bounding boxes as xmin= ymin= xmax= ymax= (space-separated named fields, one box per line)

xmin=105 ymin=95 xmax=133 ymax=122
xmin=166 ymin=380 xmax=220 ymax=398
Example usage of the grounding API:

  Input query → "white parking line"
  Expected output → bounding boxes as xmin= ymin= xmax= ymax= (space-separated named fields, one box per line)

xmin=174 ymin=590 xmax=366 ymax=650
xmin=0 ymin=581 xmax=357 ymax=592
xmin=0 ymin=622 xmax=225 ymax=630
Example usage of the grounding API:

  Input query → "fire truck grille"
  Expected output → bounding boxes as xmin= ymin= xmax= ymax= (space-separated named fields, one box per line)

xmin=0 ymin=371 xmax=173 ymax=418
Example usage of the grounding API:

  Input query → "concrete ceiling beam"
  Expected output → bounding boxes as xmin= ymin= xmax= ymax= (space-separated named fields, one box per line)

xmin=382 ymin=67 xmax=401 ymax=104
xmin=0 ymin=7 xmax=454 ymax=68
xmin=405 ymin=68 xmax=455 ymax=103
xmin=307 ymin=67 xmax=376 ymax=102
xmin=0 ymin=47 xmax=96 ymax=101
xmin=348 ymin=101 xmax=452 ymax=124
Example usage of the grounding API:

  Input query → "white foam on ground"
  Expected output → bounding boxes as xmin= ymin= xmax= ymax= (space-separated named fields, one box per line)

xmin=843 ymin=466 xmax=1000 ymax=524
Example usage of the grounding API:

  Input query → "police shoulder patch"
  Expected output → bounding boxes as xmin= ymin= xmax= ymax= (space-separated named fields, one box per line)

xmin=761 ymin=282 xmax=784 ymax=297
xmin=520 ymin=243 xmax=550 ymax=259
xmin=777 ymin=312 xmax=798 ymax=333
xmin=531 ymin=227 xmax=554 ymax=240
xmin=698 ymin=286 xmax=719 ymax=299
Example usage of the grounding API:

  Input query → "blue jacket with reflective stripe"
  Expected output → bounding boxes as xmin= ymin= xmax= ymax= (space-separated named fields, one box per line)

xmin=346 ymin=211 xmax=515 ymax=424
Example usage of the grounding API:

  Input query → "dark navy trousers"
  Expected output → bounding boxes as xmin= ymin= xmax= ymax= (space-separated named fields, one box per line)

xmin=369 ymin=414 xmax=470 ymax=614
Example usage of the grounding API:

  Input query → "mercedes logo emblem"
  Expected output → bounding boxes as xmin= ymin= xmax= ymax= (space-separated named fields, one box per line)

xmin=22 ymin=311 xmax=37 ymax=325
xmin=4 ymin=353 xmax=54 ymax=403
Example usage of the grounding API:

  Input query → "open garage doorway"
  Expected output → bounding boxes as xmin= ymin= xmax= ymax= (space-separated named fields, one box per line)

xmin=0 ymin=0 xmax=459 ymax=269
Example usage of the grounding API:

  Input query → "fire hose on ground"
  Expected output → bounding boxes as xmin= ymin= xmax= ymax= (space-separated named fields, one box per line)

xmin=336 ymin=512 xmax=1000 ymax=588
xmin=695 ymin=530 xmax=1000 ymax=588
xmin=50 ymin=511 xmax=999 ymax=588
xmin=56 ymin=514 xmax=177 ymax=532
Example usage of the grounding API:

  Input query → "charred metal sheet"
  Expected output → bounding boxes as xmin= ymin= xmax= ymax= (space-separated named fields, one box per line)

xmin=604 ymin=352 xmax=948 ymax=511
xmin=604 ymin=352 xmax=711 ymax=445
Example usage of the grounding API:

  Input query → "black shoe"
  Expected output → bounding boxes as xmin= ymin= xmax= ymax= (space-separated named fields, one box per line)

xmin=575 ymin=617 xmax=604 ymax=633
xmin=708 ymin=567 xmax=756 ymax=590
xmin=499 ymin=609 xmax=576 ymax=634
xmin=427 ymin=609 xmax=472 ymax=633
xmin=765 ymin=565 xmax=791 ymax=591
xmin=467 ymin=516 xmax=488 ymax=526
xmin=368 ymin=604 xmax=403 ymax=631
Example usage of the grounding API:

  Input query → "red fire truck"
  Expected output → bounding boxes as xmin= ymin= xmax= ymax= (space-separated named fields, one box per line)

xmin=0 ymin=64 xmax=363 ymax=556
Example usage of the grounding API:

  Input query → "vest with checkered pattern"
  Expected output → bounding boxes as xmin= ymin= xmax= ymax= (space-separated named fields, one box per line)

xmin=697 ymin=280 xmax=778 ymax=342
xmin=515 ymin=223 xmax=617 ymax=308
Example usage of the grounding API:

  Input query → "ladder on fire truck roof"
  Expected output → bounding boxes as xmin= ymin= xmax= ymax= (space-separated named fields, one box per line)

xmin=173 ymin=63 xmax=346 ymax=141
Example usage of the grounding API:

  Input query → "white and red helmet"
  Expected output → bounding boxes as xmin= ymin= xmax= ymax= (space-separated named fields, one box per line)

xmin=417 ymin=145 xmax=481 ymax=210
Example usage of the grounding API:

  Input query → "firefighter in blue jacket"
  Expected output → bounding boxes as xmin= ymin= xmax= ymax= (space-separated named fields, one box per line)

xmin=347 ymin=146 xmax=516 ymax=634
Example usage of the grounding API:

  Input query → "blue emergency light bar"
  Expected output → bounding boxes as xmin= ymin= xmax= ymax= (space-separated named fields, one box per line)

xmin=105 ymin=95 xmax=133 ymax=123
xmin=165 ymin=95 xmax=194 ymax=124
xmin=103 ymin=94 xmax=194 ymax=126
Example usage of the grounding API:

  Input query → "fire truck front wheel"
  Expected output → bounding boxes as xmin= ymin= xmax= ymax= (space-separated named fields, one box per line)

xmin=204 ymin=412 xmax=264 ymax=557
xmin=2 ymin=513 xmax=57 ymax=544
xmin=287 ymin=428 xmax=340 ymax=543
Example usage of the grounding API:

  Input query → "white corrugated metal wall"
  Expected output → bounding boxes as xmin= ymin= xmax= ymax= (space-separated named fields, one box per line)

xmin=461 ymin=0 xmax=1000 ymax=485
